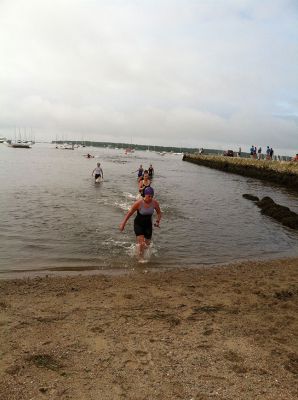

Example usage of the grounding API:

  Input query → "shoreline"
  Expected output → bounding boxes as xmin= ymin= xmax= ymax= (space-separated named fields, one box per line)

xmin=1 ymin=251 xmax=298 ymax=281
xmin=1 ymin=257 xmax=297 ymax=399
xmin=183 ymin=154 xmax=298 ymax=191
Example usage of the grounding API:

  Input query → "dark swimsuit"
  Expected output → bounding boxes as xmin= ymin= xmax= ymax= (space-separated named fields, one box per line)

xmin=134 ymin=200 xmax=154 ymax=239
xmin=139 ymin=180 xmax=151 ymax=198
xmin=148 ymin=167 xmax=153 ymax=178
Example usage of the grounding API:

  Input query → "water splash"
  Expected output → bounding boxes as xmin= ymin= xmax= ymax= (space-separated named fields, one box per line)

xmin=126 ymin=242 xmax=157 ymax=262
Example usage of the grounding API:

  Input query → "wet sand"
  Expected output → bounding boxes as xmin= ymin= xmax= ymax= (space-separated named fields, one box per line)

xmin=0 ymin=258 xmax=298 ymax=400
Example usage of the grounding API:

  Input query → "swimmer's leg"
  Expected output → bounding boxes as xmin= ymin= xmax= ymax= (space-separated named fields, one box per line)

xmin=136 ymin=235 xmax=147 ymax=260
xmin=143 ymin=239 xmax=151 ymax=260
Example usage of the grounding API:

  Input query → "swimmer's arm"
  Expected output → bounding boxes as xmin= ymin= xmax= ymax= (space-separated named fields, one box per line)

xmin=138 ymin=180 xmax=143 ymax=191
xmin=119 ymin=201 xmax=140 ymax=231
xmin=154 ymin=201 xmax=162 ymax=226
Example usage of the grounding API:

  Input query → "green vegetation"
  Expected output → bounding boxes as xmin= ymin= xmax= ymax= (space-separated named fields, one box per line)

xmin=53 ymin=140 xmax=195 ymax=153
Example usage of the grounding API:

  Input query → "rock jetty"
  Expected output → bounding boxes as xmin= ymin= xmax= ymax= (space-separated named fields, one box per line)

xmin=243 ymin=194 xmax=298 ymax=230
xmin=183 ymin=154 xmax=298 ymax=191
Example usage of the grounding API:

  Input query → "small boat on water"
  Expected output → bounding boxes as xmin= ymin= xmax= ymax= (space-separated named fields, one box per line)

xmin=0 ymin=136 xmax=7 ymax=143
xmin=56 ymin=143 xmax=74 ymax=150
xmin=10 ymin=140 xmax=32 ymax=149
xmin=9 ymin=127 xmax=35 ymax=148
xmin=125 ymin=147 xmax=135 ymax=154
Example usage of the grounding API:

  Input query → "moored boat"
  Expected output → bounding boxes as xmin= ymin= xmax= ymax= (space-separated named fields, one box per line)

xmin=10 ymin=141 xmax=32 ymax=148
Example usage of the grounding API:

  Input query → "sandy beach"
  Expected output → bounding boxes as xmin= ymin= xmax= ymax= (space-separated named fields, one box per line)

xmin=0 ymin=258 xmax=297 ymax=400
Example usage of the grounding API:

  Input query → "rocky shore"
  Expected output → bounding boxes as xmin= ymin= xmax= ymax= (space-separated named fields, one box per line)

xmin=242 ymin=194 xmax=298 ymax=230
xmin=183 ymin=154 xmax=298 ymax=191
xmin=1 ymin=258 xmax=298 ymax=399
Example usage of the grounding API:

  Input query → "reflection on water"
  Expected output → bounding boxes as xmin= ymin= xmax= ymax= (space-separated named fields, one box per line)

xmin=0 ymin=143 xmax=297 ymax=278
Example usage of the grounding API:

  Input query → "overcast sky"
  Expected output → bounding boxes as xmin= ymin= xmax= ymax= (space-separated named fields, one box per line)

xmin=0 ymin=0 xmax=297 ymax=153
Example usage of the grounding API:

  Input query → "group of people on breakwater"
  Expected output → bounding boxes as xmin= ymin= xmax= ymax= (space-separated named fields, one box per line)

xmin=120 ymin=163 xmax=161 ymax=262
xmin=249 ymin=145 xmax=274 ymax=160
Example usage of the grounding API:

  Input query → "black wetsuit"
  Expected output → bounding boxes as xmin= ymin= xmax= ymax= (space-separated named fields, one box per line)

xmin=134 ymin=200 xmax=154 ymax=239
xmin=139 ymin=180 xmax=151 ymax=198
xmin=148 ymin=167 xmax=154 ymax=178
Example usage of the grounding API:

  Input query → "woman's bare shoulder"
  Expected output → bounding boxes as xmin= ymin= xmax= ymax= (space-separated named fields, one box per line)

xmin=133 ymin=199 xmax=142 ymax=207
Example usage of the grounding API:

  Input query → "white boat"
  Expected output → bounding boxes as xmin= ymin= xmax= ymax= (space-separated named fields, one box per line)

xmin=10 ymin=127 xmax=34 ymax=148
xmin=10 ymin=141 xmax=32 ymax=149
xmin=56 ymin=143 xmax=74 ymax=150
xmin=0 ymin=137 xmax=7 ymax=143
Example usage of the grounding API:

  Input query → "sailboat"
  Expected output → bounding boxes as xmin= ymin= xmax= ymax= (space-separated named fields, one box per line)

xmin=10 ymin=128 xmax=32 ymax=148
xmin=11 ymin=141 xmax=32 ymax=148
xmin=124 ymin=137 xmax=135 ymax=154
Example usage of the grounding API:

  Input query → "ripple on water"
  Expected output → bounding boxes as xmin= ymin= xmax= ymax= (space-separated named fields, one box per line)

xmin=0 ymin=146 xmax=297 ymax=276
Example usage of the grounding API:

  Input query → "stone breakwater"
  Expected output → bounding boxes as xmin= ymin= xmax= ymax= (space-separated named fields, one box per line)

xmin=183 ymin=154 xmax=298 ymax=191
xmin=243 ymin=194 xmax=298 ymax=230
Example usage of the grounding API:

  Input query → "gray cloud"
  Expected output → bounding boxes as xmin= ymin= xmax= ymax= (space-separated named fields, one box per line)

xmin=0 ymin=0 xmax=297 ymax=154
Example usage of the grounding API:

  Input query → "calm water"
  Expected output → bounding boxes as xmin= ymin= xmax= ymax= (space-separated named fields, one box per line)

xmin=0 ymin=143 xmax=297 ymax=278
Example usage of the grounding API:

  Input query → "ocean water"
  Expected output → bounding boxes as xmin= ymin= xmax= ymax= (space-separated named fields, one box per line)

xmin=0 ymin=143 xmax=297 ymax=278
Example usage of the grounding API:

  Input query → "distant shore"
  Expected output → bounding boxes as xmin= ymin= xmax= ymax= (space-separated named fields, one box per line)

xmin=183 ymin=154 xmax=298 ymax=191
xmin=1 ymin=257 xmax=297 ymax=399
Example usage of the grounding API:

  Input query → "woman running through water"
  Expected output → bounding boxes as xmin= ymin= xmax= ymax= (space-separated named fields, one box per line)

xmin=138 ymin=170 xmax=151 ymax=197
xmin=92 ymin=162 xmax=104 ymax=182
xmin=119 ymin=187 xmax=162 ymax=261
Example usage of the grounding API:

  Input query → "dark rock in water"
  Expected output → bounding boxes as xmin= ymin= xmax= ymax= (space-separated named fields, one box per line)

xmin=256 ymin=197 xmax=298 ymax=230
xmin=257 ymin=196 xmax=275 ymax=208
xmin=243 ymin=194 xmax=259 ymax=202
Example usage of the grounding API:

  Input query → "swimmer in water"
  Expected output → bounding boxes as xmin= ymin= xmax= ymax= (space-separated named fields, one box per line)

xmin=92 ymin=162 xmax=104 ymax=182
xmin=138 ymin=170 xmax=151 ymax=197
xmin=119 ymin=187 xmax=161 ymax=261
xmin=148 ymin=164 xmax=154 ymax=178
xmin=134 ymin=165 xmax=144 ymax=182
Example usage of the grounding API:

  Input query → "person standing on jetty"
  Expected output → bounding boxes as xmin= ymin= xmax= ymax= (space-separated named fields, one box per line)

xmin=119 ymin=187 xmax=162 ymax=261
xmin=92 ymin=162 xmax=104 ymax=182
xmin=250 ymin=145 xmax=254 ymax=159
xmin=253 ymin=146 xmax=257 ymax=159
xmin=266 ymin=146 xmax=271 ymax=160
